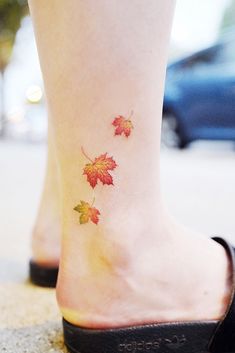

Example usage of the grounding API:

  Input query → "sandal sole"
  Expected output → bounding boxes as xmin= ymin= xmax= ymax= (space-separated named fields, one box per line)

xmin=29 ymin=260 xmax=58 ymax=288
xmin=63 ymin=318 xmax=218 ymax=353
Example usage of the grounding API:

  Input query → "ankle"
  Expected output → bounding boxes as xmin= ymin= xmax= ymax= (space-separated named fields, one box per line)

xmin=32 ymin=214 xmax=61 ymax=265
xmin=56 ymin=219 xmax=232 ymax=328
xmin=59 ymin=205 xmax=172 ymax=273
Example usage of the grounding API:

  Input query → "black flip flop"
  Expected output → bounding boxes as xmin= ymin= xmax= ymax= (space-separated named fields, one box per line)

xmin=29 ymin=260 xmax=59 ymax=288
xmin=63 ymin=237 xmax=235 ymax=353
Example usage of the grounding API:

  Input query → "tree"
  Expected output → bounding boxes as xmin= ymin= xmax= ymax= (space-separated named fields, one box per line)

xmin=0 ymin=0 xmax=28 ymax=135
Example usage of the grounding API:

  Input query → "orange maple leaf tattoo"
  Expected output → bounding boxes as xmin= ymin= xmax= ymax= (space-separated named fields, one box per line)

xmin=112 ymin=112 xmax=134 ymax=137
xmin=74 ymin=200 xmax=100 ymax=225
xmin=82 ymin=147 xmax=117 ymax=188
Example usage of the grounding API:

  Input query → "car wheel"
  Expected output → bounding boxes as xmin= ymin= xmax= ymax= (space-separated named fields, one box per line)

xmin=161 ymin=113 xmax=187 ymax=149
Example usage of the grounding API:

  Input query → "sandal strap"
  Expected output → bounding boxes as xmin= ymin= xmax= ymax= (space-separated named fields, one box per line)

xmin=209 ymin=237 xmax=235 ymax=353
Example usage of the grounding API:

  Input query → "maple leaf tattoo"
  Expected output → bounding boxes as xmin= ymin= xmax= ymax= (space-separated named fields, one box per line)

xmin=74 ymin=200 xmax=100 ymax=225
xmin=81 ymin=147 xmax=117 ymax=188
xmin=112 ymin=112 xmax=134 ymax=137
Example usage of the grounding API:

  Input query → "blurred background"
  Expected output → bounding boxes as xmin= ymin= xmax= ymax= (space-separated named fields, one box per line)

xmin=0 ymin=2 xmax=235 ymax=351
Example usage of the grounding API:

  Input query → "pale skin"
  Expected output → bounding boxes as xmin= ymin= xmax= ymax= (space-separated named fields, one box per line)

xmin=29 ymin=0 xmax=232 ymax=328
xmin=32 ymin=124 xmax=61 ymax=266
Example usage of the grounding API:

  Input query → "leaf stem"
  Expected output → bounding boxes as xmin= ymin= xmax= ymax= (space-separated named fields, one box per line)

xmin=129 ymin=110 xmax=134 ymax=120
xmin=81 ymin=146 xmax=93 ymax=163
xmin=91 ymin=195 xmax=95 ymax=206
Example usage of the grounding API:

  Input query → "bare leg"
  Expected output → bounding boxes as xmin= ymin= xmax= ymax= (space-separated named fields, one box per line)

xmin=28 ymin=0 xmax=231 ymax=328
xmin=32 ymin=124 xmax=61 ymax=266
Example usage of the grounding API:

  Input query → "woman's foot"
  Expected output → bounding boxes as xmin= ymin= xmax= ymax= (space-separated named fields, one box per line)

xmin=32 ymin=208 xmax=60 ymax=267
xmin=31 ymin=130 xmax=61 ymax=267
xmin=57 ymin=216 xmax=232 ymax=329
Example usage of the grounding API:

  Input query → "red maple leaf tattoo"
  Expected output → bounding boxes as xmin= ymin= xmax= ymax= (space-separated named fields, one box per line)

xmin=82 ymin=147 xmax=117 ymax=188
xmin=74 ymin=200 xmax=100 ymax=225
xmin=112 ymin=113 xmax=134 ymax=137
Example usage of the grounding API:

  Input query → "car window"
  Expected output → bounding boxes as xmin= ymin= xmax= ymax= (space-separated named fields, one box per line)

xmin=179 ymin=46 xmax=220 ymax=70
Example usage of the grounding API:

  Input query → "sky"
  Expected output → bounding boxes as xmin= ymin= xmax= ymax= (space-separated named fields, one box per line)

xmin=4 ymin=0 xmax=232 ymax=114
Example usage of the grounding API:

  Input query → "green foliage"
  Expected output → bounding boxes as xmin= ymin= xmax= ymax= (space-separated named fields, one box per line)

xmin=0 ymin=0 xmax=28 ymax=71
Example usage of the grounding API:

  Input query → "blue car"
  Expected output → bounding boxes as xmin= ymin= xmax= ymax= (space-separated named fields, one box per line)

xmin=163 ymin=35 xmax=235 ymax=148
